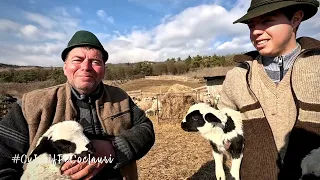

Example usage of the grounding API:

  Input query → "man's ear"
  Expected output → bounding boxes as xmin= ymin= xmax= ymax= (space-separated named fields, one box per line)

xmin=291 ymin=10 xmax=304 ymax=29
xmin=63 ymin=63 xmax=67 ymax=76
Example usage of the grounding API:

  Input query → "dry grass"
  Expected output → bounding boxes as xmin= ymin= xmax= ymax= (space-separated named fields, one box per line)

xmin=0 ymin=80 xmax=59 ymax=99
xmin=137 ymin=117 xmax=234 ymax=180
xmin=117 ymin=79 xmax=204 ymax=93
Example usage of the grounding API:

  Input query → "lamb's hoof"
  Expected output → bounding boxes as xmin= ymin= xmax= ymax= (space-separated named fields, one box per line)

xmin=215 ymin=173 xmax=226 ymax=180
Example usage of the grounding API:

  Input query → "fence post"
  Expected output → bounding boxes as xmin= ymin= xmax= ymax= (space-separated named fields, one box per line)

xmin=156 ymin=93 xmax=159 ymax=124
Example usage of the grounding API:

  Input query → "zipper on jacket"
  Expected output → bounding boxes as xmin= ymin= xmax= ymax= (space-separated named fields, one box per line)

xmin=278 ymin=56 xmax=284 ymax=81
xmin=88 ymin=97 xmax=96 ymax=135
xmin=110 ymin=110 xmax=130 ymax=120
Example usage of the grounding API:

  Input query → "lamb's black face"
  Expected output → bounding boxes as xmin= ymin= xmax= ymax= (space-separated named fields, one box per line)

xmin=301 ymin=174 xmax=320 ymax=180
xmin=29 ymin=137 xmax=94 ymax=161
xmin=181 ymin=109 xmax=223 ymax=132
xmin=29 ymin=121 xmax=95 ymax=163
xmin=29 ymin=137 xmax=75 ymax=160
xmin=72 ymin=143 xmax=95 ymax=160
xmin=181 ymin=110 xmax=205 ymax=132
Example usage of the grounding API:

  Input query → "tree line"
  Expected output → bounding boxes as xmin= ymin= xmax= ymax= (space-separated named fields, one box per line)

xmin=0 ymin=54 xmax=237 ymax=83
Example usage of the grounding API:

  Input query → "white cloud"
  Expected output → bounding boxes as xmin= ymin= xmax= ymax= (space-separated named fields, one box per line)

xmin=1 ymin=0 xmax=320 ymax=66
xmin=75 ymin=7 xmax=82 ymax=14
xmin=16 ymin=42 xmax=65 ymax=55
xmin=19 ymin=25 xmax=39 ymax=39
xmin=97 ymin=10 xmax=114 ymax=24
xmin=25 ymin=12 xmax=57 ymax=29
xmin=53 ymin=7 xmax=70 ymax=17
xmin=0 ymin=19 xmax=21 ymax=32
xmin=0 ymin=8 xmax=78 ymax=66
xmin=105 ymin=2 xmax=251 ymax=63
xmin=216 ymin=36 xmax=254 ymax=54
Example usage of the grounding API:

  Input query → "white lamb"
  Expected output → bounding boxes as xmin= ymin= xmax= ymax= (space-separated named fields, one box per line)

xmin=21 ymin=120 xmax=94 ymax=180
xmin=300 ymin=147 xmax=320 ymax=180
xmin=181 ymin=103 xmax=244 ymax=180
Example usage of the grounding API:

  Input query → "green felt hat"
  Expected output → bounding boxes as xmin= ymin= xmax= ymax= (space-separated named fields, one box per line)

xmin=233 ymin=0 xmax=319 ymax=24
xmin=61 ymin=30 xmax=109 ymax=62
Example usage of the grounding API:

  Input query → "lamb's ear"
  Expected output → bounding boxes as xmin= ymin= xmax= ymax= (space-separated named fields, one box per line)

xmin=52 ymin=140 xmax=76 ymax=154
xmin=224 ymin=114 xmax=236 ymax=133
xmin=205 ymin=113 xmax=221 ymax=123
xmin=29 ymin=137 xmax=53 ymax=160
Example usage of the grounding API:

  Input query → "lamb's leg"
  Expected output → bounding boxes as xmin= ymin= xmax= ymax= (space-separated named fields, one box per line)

xmin=212 ymin=150 xmax=225 ymax=180
xmin=230 ymin=154 xmax=243 ymax=180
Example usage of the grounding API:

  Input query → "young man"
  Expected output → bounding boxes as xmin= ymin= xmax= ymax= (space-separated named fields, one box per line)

xmin=0 ymin=30 xmax=155 ymax=180
xmin=217 ymin=0 xmax=320 ymax=179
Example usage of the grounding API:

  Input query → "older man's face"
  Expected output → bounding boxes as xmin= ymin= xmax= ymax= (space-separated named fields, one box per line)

xmin=63 ymin=47 xmax=105 ymax=95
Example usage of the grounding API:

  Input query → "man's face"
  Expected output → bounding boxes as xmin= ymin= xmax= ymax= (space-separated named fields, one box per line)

xmin=248 ymin=11 xmax=300 ymax=57
xmin=63 ymin=47 xmax=105 ymax=95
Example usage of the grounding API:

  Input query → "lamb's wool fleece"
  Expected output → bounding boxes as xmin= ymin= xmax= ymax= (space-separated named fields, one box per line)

xmin=20 ymin=154 xmax=71 ymax=180
xmin=300 ymin=147 xmax=320 ymax=179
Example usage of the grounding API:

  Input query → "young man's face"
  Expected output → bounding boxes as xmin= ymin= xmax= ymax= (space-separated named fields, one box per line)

xmin=63 ymin=47 xmax=105 ymax=95
xmin=248 ymin=11 xmax=299 ymax=57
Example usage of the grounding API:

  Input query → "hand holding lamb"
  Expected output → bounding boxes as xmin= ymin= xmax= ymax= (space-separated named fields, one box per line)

xmin=61 ymin=139 xmax=116 ymax=180
xmin=20 ymin=121 xmax=94 ymax=180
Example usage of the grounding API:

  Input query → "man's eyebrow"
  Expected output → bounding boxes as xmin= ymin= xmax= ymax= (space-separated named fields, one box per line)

xmin=71 ymin=55 xmax=84 ymax=59
xmin=89 ymin=58 xmax=103 ymax=62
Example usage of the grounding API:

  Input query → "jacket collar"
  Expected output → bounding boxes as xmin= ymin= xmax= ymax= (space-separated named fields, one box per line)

xmin=233 ymin=37 xmax=320 ymax=63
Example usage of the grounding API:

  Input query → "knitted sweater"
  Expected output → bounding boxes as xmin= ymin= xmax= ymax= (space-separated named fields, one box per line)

xmin=0 ymin=83 xmax=155 ymax=180
xmin=217 ymin=37 xmax=320 ymax=180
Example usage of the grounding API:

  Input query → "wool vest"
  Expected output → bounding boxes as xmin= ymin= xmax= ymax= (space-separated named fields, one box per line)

xmin=21 ymin=82 xmax=138 ymax=180
xmin=218 ymin=37 xmax=320 ymax=180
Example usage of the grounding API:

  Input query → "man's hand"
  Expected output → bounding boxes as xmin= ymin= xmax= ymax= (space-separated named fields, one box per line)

xmin=61 ymin=139 xmax=116 ymax=180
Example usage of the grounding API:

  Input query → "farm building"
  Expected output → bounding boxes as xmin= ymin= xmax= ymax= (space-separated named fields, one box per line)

xmin=203 ymin=75 xmax=225 ymax=96
xmin=201 ymin=66 xmax=233 ymax=100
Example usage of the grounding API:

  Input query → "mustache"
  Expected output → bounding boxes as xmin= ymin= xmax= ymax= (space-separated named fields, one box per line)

xmin=77 ymin=73 xmax=95 ymax=77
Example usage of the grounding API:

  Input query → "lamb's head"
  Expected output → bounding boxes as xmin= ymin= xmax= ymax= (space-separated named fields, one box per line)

xmin=300 ymin=147 xmax=320 ymax=180
xmin=181 ymin=103 xmax=228 ymax=135
xmin=29 ymin=121 xmax=94 ymax=163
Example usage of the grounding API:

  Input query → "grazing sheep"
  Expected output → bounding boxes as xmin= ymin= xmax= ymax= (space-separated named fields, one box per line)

xmin=21 ymin=120 xmax=94 ymax=180
xmin=181 ymin=103 xmax=244 ymax=180
xmin=300 ymin=147 xmax=320 ymax=180
xmin=146 ymin=98 xmax=162 ymax=116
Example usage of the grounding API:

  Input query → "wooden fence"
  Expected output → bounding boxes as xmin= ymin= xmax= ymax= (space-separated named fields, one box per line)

xmin=127 ymin=85 xmax=221 ymax=124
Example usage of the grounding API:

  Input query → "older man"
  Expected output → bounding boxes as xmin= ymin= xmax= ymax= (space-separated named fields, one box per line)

xmin=0 ymin=30 xmax=155 ymax=180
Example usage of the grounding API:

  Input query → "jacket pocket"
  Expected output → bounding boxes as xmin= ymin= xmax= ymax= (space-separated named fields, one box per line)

xmin=102 ymin=110 xmax=132 ymax=136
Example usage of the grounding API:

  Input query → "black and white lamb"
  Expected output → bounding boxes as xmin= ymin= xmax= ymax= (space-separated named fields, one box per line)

xmin=300 ymin=147 xmax=320 ymax=180
xmin=181 ymin=103 xmax=244 ymax=180
xmin=21 ymin=120 xmax=94 ymax=180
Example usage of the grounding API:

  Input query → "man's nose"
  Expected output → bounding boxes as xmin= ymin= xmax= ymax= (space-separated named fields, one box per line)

xmin=81 ymin=59 xmax=92 ymax=70
xmin=252 ymin=28 xmax=264 ymax=36
xmin=251 ymin=23 xmax=265 ymax=36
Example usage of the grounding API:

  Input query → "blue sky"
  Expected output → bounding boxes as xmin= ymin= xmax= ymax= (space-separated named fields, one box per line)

xmin=0 ymin=0 xmax=319 ymax=67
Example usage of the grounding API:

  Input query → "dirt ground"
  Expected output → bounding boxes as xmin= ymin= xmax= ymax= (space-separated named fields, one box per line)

xmin=136 ymin=117 xmax=234 ymax=180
